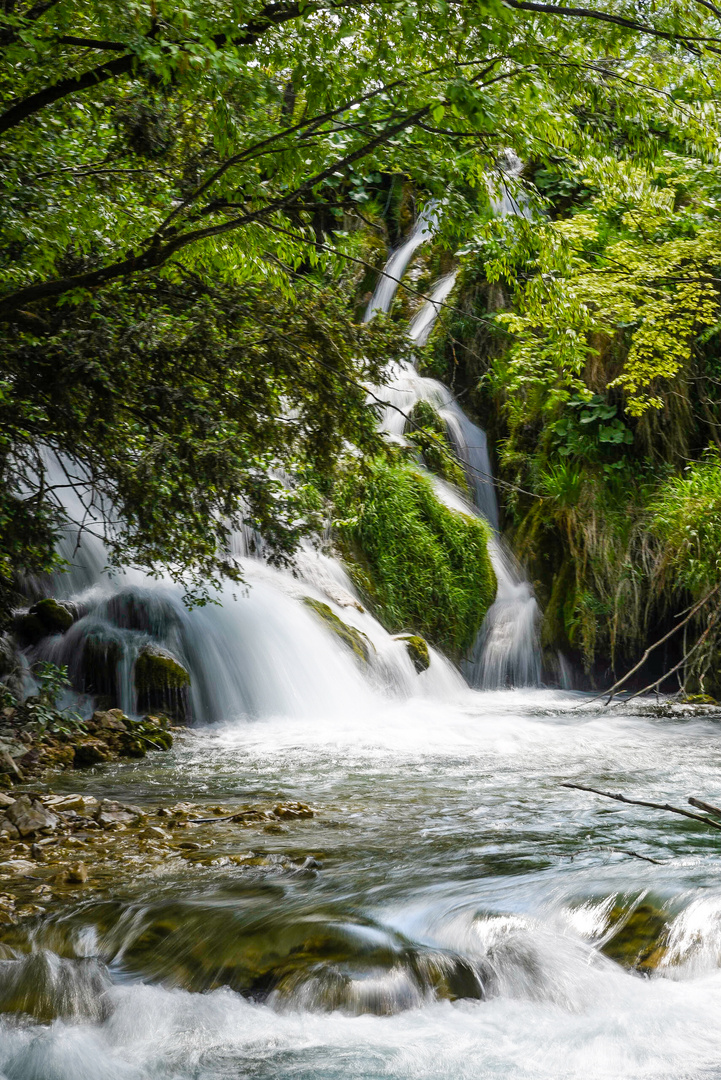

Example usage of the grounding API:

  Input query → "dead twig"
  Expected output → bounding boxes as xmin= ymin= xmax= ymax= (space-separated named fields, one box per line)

xmin=577 ymin=585 xmax=720 ymax=709
xmin=689 ymin=797 xmax=721 ymax=819
xmin=562 ymin=781 xmax=721 ymax=833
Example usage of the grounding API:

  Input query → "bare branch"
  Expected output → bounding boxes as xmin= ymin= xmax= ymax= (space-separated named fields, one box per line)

xmin=562 ymin=781 xmax=721 ymax=832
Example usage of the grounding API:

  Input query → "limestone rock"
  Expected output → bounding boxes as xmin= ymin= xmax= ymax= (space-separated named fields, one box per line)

xmin=302 ymin=597 xmax=374 ymax=664
xmin=91 ymin=708 xmax=128 ymax=732
xmin=63 ymin=861 xmax=88 ymax=884
xmin=0 ymin=818 xmax=20 ymax=840
xmin=12 ymin=598 xmax=75 ymax=644
xmin=95 ymin=799 xmax=144 ymax=828
xmin=6 ymin=795 xmax=59 ymax=836
xmin=134 ymin=646 xmax=190 ymax=724
xmin=0 ymin=793 xmax=16 ymax=808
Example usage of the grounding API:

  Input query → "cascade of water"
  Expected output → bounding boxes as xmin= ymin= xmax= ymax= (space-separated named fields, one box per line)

xmin=368 ymin=203 xmax=542 ymax=688
xmin=26 ymin=453 xmax=464 ymax=724
xmin=364 ymin=203 xmax=437 ymax=320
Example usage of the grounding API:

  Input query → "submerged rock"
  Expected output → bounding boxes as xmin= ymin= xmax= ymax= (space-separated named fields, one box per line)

xmin=302 ymin=597 xmax=374 ymax=664
xmin=394 ymin=634 xmax=430 ymax=673
xmin=134 ymin=646 xmax=190 ymax=723
xmin=601 ymin=902 xmax=669 ymax=972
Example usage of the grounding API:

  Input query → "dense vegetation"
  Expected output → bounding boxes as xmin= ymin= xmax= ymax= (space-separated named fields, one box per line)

xmin=335 ymin=458 xmax=495 ymax=658
xmin=3 ymin=0 xmax=721 ymax=681
xmin=426 ymin=150 xmax=721 ymax=687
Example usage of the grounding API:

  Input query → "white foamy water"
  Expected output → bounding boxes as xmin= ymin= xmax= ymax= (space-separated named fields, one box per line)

xmin=3 ymin=691 xmax=721 ymax=1079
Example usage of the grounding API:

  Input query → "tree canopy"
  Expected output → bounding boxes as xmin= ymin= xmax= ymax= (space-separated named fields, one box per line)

xmin=3 ymin=0 xmax=721 ymax=621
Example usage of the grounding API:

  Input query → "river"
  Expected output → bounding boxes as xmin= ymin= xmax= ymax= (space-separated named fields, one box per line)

xmin=2 ymin=684 xmax=721 ymax=1079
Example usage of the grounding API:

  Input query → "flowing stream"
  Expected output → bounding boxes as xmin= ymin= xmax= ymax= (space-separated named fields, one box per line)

xmin=3 ymin=690 xmax=721 ymax=1079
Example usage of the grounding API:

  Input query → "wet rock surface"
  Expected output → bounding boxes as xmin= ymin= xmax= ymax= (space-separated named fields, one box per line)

xmin=0 ymin=708 xmax=174 ymax=787
xmin=0 ymin=775 xmax=320 ymax=929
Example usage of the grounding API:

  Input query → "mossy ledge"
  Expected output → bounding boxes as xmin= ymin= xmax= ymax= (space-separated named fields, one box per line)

xmin=334 ymin=459 xmax=496 ymax=661
xmin=395 ymin=635 xmax=431 ymax=673
xmin=301 ymin=598 xmax=373 ymax=664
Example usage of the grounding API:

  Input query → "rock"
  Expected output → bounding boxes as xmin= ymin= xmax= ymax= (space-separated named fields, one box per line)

xmin=0 ymin=818 xmax=20 ymax=840
xmin=73 ymin=738 xmax=112 ymax=766
xmin=134 ymin=646 xmax=190 ymax=724
xmin=0 ymin=859 xmax=37 ymax=876
xmin=95 ymin=799 xmax=143 ymax=828
xmin=395 ymin=634 xmax=430 ymax=673
xmin=91 ymin=708 xmax=128 ymax=732
xmin=140 ymin=826 xmax=171 ymax=841
xmin=80 ymin=633 xmax=122 ymax=699
xmin=0 ymin=793 xmax=16 ymax=808
xmin=273 ymin=801 xmax=314 ymax=820
xmin=12 ymin=599 xmax=74 ymax=644
xmin=44 ymin=794 xmax=97 ymax=813
xmin=63 ymin=861 xmax=88 ymax=884
xmin=176 ymin=840 xmax=201 ymax=850
xmin=302 ymin=597 xmax=374 ymax=664
xmin=6 ymin=795 xmax=59 ymax=836
xmin=601 ymin=902 xmax=669 ymax=972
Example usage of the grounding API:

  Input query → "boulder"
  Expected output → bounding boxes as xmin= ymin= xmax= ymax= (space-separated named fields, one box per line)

xmin=12 ymin=599 xmax=75 ymax=644
xmin=94 ymin=799 xmax=144 ymax=828
xmin=73 ymin=738 xmax=112 ymax=766
xmin=134 ymin=646 xmax=190 ymax=724
xmin=91 ymin=708 xmax=128 ymax=732
xmin=302 ymin=597 xmax=374 ymax=664
xmin=395 ymin=634 xmax=430 ymax=673
xmin=6 ymin=795 xmax=59 ymax=837
xmin=81 ymin=633 xmax=121 ymax=700
xmin=63 ymin=862 xmax=88 ymax=884
xmin=0 ymin=818 xmax=20 ymax=840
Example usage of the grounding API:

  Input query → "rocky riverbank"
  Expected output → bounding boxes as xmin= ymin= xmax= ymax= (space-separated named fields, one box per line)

xmin=0 ymin=708 xmax=175 ymax=787
xmin=0 ymin=782 xmax=317 ymax=927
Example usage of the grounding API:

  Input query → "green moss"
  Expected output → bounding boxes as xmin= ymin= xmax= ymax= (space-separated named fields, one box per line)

xmin=12 ymin=599 xmax=75 ymax=644
xmin=334 ymin=459 xmax=496 ymax=659
xmin=395 ymin=634 xmax=430 ymax=673
xmin=601 ymin=902 xmax=668 ymax=973
xmin=302 ymin=598 xmax=372 ymax=664
xmin=406 ymin=400 xmax=468 ymax=492
xmin=134 ymin=647 xmax=190 ymax=724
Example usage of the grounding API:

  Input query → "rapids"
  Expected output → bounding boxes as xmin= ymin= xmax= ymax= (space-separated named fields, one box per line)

xmin=2 ymin=690 xmax=721 ymax=1079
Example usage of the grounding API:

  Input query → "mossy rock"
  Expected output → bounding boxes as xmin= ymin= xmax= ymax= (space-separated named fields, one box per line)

xmin=134 ymin=647 xmax=190 ymax=724
xmin=406 ymin=400 xmax=468 ymax=493
xmin=601 ymin=902 xmax=668 ymax=972
xmin=12 ymin=599 xmax=75 ymax=645
xmin=679 ymin=693 xmax=718 ymax=706
xmin=302 ymin=598 xmax=373 ymax=664
xmin=395 ymin=634 xmax=430 ymax=673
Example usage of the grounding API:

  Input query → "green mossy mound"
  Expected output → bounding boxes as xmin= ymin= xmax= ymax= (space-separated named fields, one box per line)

xmin=406 ymin=400 xmax=468 ymax=493
xmin=395 ymin=634 xmax=431 ymax=673
xmin=335 ymin=459 xmax=496 ymax=660
xmin=302 ymin=597 xmax=373 ymax=664
xmin=134 ymin=647 xmax=190 ymax=724
xmin=12 ymin=599 xmax=75 ymax=645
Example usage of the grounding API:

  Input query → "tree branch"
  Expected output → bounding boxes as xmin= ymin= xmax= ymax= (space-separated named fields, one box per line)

xmin=503 ymin=0 xmax=721 ymax=51
xmin=562 ymin=781 xmax=721 ymax=833
xmin=0 ymin=1 xmax=309 ymax=136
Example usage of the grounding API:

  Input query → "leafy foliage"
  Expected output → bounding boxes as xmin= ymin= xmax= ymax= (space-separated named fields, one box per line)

xmin=651 ymin=452 xmax=721 ymax=597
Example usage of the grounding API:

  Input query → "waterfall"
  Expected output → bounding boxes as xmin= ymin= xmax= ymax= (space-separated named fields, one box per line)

xmin=368 ymin=203 xmax=542 ymax=689
xmin=364 ymin=203 xmax=437 ymax=320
